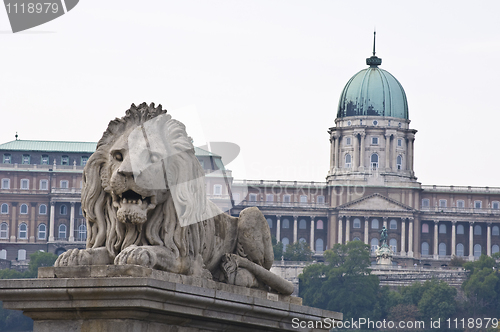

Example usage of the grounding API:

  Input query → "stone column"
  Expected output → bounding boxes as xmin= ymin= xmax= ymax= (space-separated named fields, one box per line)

xmin=310 ymin=217 xmax=315 ymax=252
xmin=400 ymin=218 xmax=406 ymax=256
xmin=469 ymin=222 xmax=474 ymax=260
xmin=334 ymin=134 xmax=340 ymax=169
xmin=408 ymin=137 xmax=415 ymax=172
xmin=293 ymin=216 xmax=298 ymax=243
xmin=392 ymin=133 xmax=397 ymax=170
xmin=30 ymin=203 xmax=37 ymax=242
xmin=69 ymin=202 xmax=75 ymax=242
xmin=328 ymin=215 xmax=337 ymax=247
xmin=353 ymin=134 xmax=359 ymax=171
xmin=451 ymin=221 xmax=457 ymax=256
xmin=49 ymin=202 xmax=55 ymax=242
xmin=10 ymin=203 xmax=17 ymax=242
xmin=345 ymin=217 xmax=350 ymax=243
xmin=276 ymin=215 xmax=281 ymax=242
xmin=408 ymin=218 xmax=414 ymax=257
xmin=338 ymin=216 xmax=343 ymax=245
xmin=385 ymin=134 xmax=391 ymax=170
xmin=364 ymin=217 xmax=369 ymax=245
xmin=329 ymin=138 xmax=334 ymax=173
xmin=487 ymin=222 xmax=492 ymax=256
xmin=359 ymin=134 xmax=366 ymax=171
xmin=383 ymin=217 xmax=387 ymax=229
xmin=433 ymin=220 xmax=439 ymax=259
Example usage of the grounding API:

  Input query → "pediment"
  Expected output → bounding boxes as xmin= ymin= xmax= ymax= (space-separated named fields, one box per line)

xmin=338 ymin=193 xmax=414 ymax=212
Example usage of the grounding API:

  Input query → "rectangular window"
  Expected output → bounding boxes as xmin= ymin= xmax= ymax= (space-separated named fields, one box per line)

xmin=283 ymin=195 xmax=291 ymax=203
xmin=41 ymin=155 xmax=49 ymax=165
xmin=20 ymin=179 xmax=29 ymax=190
xmin=474 ymin=201 xmax=482 ymax=209
xmin=397 ymin=138 xmax=403 ymax=147
xmin=81 ymin=156 xmax=88 ymax=166
xmin=493 ymin=201 xmax=500 ymax=210
xmin=346 ymin=137 xmax=352 ymax=145
xmin=317 ymin=195 xmax=325 ymax=204
xmin=300 ymin=195 xmax=307 ymax=203
xmin=249 ymin=194 xmax=257 ymax=202
xmin=266 ymin=194 xmax=274 ymax=202
xmin=3 ymin=154 xmax=11 ymax=164
xmin=1 ymin=179 xmax=10 ymax=189
xmin=371 ymin=137 xmax=378 ymax=145
xmin=422 ymin=199 xmax=430 ymax=208
xmin=457 ymin=200 xmax=465 ymax=209
xmin=439 ymin=199 xmax=447 ymax=208
xmin=213 ymin=184 xmax=222 ymax=195
xmin=61 ymin=156 xmax=69 ymax=165
xmin=60 ymin=180 xmax=69 ymax=189
xmin=22 ymin=154 xmax=30 ymax=164
xmin=40 ymin=180 xmax=48 ymax=190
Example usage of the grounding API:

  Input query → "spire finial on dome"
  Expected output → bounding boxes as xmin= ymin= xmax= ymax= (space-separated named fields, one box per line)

xmin=366 ymin=30 xmax=382 ymax=68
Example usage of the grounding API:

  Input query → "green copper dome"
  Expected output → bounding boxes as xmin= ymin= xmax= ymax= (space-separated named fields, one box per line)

xmin=336 ymin=55 xmax=409 ymax=119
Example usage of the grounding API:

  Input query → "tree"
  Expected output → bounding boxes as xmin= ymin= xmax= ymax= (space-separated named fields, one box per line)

xmin=271 ymin=237 xmax=283 ymax=260
xmin=417 ymin=279 xmax=457 ymax=323
xmin=283 ymin=241 xmax=313 ymax=261
xmin=24 ymin=251 xmax=58 ymax=278
xmin=299 ymin=241 xmax=380 ymax=320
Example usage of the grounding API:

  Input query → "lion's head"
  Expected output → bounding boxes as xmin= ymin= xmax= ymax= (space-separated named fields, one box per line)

xmin=81 ymin=103 xmax=209 ymax=258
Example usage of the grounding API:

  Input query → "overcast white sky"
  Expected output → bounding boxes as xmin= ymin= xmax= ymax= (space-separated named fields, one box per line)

xmin=1 ymin=1 xmax=499 ymax=187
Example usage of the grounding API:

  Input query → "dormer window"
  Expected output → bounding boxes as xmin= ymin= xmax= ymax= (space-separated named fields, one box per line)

xmin=61 ymin=156 xmax=69 ymax=165
xmin=3 ymin=154 xmax=11 ymax=164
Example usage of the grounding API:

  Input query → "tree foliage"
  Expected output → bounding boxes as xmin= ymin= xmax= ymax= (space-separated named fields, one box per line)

xmin=299 ymin=241 xmax=380 ymax=320
xmin=271 ymin=237 xmax=283 ymax=260
xmin=283 ymin=241 xmax=313 ymax=261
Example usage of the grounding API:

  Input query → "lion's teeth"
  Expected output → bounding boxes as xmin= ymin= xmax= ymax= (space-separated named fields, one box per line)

xmin=141 ymin=196 xmax=145 ymax=200
xmin=151 ymin=196 xmax=157 ymax=204
xmin=132 ymin=200 xmax=136 ymax=204
xmin=138 ymin=199 xmax=142 ymax=205
xmin=122 ymin=198 xmax=127 ymax=204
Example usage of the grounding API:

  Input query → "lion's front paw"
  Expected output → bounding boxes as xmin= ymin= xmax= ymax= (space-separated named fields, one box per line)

xmin=54 ymin=248 xmax=92 ymax=267
xmin=114 ymin=245 xmax=158 ymax=268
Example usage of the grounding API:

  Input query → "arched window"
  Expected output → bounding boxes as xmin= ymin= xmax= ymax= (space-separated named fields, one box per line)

xmin=0 ymin=249 xmax=6 ymax=259
xmin=389 ymin=238 xmax=397 ymax=253
xmin=266 ymin=218 xmax=273 ymax=228
xmin=299 ymin=237 xmax=307 ymax=244
xmin=282 ymin=237 xmax=289 ymax=252
xmin=78 ymin=224 xmax=87 ymax=241
xmin=353 ymin=218 xmax=361 ymax=228
xmin=58 ymin=224 xmax=67 ymax=239
xmin=474 ymin=244 xmax=482 ymax=257
xmin=20 ymin=204 xmax=28 ymax=214
xmin=439 ymin=243 xmax=446 ymax=256
xmin=492 ymin=245 xmax=500 ymax=254
xmin=353 ymin=237 xmax=361 ymax=241
xmin=422 ymin=223 xmax=429 ymax=233
xmin=316 ymin=220 xmax=323 ymax=229
xmin=370 ymin=153 xmax=379 ymax=170
xmin=0 ymin=222 xmax=8 ymax=239
xmin=1 ymin=203 xmax=8 ymax=214
xmin=396 ymin=155 xmax=402 ymax=170
xmin=345 ymin=154 xmax=351 ymax=168
xmin=299 ymin=219 xmax=307 ymax=229
xmin=456 ymin=243 xmax=464 ymax=257
xmin=18 ymin=249 xmax=26 ymax=260
xmin=474 ymin=225 xmax=482 ymax=235
xmin=421 ymin=242 xmax=429 ymax=256
xmin=18 ymin=223 xmax=27 ymax=239
xmin=282 ymin=219 xmax=290 ymax=229
xmin=439 ymin=224 xmax=446 ymax=234
xmin=39 ymin=204 xmax=47 ymax=215
xmin=60 ymin=205 xmax=67 ymax=215
xmin=390 ymin=219 xmax=397 ymax=230
xmin=371 ymin=238 xmax=378 ymax=252
xmin=315 ymin=238 xmax=324 ymax=253
xmin=38 ymin=224 xmax=46 ymax=240
xmin=371 ymin=219 xmax=379 ymax=229
xmin=457 ymin=224 xmax=464 ymax=234
xmin=493 ymin=226 xmax=500 ymax=236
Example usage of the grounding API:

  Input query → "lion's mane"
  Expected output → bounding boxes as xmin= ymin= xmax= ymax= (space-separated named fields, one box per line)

xmin=81 ymin=103 xmax=224 ymax=265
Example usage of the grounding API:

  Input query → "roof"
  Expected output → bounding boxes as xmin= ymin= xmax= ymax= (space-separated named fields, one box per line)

xmin=0 ymin=140 xmax=97 ymax=153
xmin=0 ymin=140 xmax=220 ymax=158
xmin=336 ymin=56 xmax=409 ymax=120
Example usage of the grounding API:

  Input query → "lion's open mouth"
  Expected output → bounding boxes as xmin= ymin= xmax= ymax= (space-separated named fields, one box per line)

xmin=113 ymin=190 xmax=157 ymax=224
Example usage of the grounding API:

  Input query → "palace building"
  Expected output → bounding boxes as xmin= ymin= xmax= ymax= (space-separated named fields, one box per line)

xmin=1 ymin=45 xmax=499 ymax=269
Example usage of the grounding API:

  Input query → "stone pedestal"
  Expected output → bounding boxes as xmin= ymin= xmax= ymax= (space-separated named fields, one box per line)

xmin=0 ymin=265 xmax=341 ymax=332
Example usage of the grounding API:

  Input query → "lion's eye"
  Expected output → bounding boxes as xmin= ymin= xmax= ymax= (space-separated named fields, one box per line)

xmin=114 ymin=152 xmax=123 ymax=162
xmin=150 ymin=153 xmax=159 ymax=163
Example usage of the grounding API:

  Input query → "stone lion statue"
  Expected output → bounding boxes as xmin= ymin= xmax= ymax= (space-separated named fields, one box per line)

xmin=55 ymin=102 xmax=293 ymax=295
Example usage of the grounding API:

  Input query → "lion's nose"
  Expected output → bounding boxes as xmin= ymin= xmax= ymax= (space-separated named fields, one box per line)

xmin=117 ymin=155 xmax=134 ymax=176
